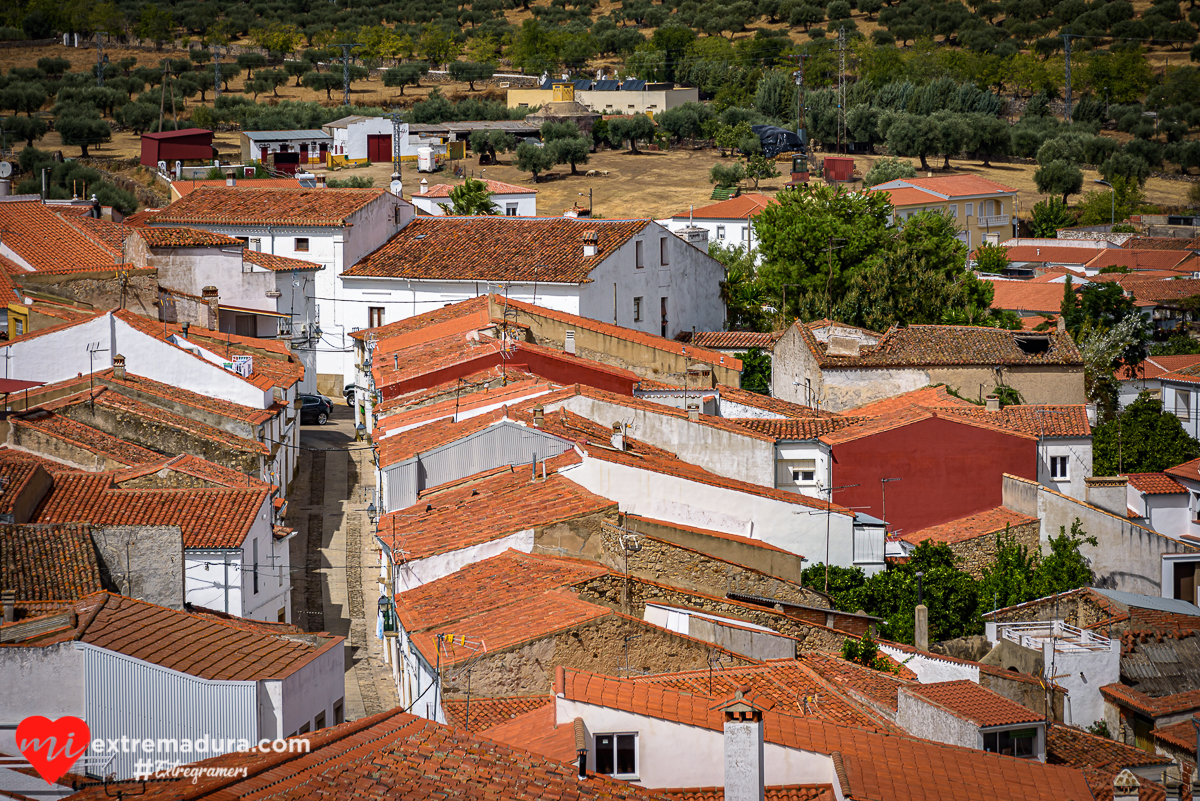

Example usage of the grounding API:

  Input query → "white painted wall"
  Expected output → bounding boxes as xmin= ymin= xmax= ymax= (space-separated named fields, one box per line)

xmin=185 ymin=549 xmax=245 ymax=617
xmin=240 ymin=500 xmax=290 ymax=623
xmin=411 ymin=191 xmax=537 ymax=217
xmin=1037 ymin=438 xmax=1092 ymax=502
xmin=386 ymin=529 xmax=535 ymax=593
xmin=0 ymin=644 xmax=85 ymax=774
xmin=271 ymin=640 xmax=345 ymax=737
xmin=878 ymin=645 xmax=981 ymax=684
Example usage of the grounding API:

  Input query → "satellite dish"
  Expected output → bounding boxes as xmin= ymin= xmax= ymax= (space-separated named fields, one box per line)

xmin=0 ymin=162 xmax=11 ymax=178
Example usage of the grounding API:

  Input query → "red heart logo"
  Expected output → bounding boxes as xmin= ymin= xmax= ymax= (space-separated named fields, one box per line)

xmin=15 ymin=716 xmax=90 ymax=785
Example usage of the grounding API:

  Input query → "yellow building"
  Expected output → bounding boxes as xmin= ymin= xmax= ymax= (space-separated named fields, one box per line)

xmin=507 ymin=79 xmax=699 ymax=115
xmin=865 ymin=175 xmax=1018 ymax=250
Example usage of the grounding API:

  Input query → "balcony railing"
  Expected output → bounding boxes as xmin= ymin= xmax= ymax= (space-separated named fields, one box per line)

xmin=997 ymin=620 xmax=1112 ymax=652
xmin=976 ymin=214 xmax=1011 ymax=227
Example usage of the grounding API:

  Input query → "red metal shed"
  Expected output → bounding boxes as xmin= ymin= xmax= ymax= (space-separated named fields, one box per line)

xmin=140 ymin=128 xmax=215 ymax=168
xmin=823 ymin=156 xmax=855 ymax=183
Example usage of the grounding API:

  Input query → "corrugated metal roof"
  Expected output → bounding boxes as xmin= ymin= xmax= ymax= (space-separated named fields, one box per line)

xmin=1093 ymin=588 xmax=1200 ymax=616
xmin=594 ymin=80 xmax=620 ymax=91
xmin=242 ymin=129 xmax=332 ymax=141
xmin=621 ymin=79 xmax=646 ymax=91
xmin=574 ymin=79 xmax=592 ymax=90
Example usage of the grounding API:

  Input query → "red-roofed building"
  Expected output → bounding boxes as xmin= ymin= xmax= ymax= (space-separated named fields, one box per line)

xmin=1119 ymin=354 xmax=1200 ymax=409
xmin=139 ymin=127 xmax=214 ymax=169
xmin=664 ymin=193 xmax=776 ymax=259
xmin=411 ymin=177 xmax=538 ymax=216
xmin=898 ymin=680 xmax=1047 ymax=761
xmin=866 ymin=175 xmax=1017 ymax=251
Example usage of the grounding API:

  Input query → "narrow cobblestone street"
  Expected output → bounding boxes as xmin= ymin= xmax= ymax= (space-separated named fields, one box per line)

xmin=288 ymin=400 xmax=398 ymax=720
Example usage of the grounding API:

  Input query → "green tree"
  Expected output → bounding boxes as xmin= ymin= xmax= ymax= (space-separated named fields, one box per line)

xmin=713 ymin=243 xmax=770 ymax=332
xmin=547 ymin=136 xmax=590 ymax=175
xmin=709 ymin=161 xmax=746 ymax=188
xmin=135 ymin=6 xmax=174 ymax=50
xmin=114 ymin=101 xmax=156 ymax=134
xmin=1 ymin=83 xmax=47 ymax=117
xmin=446 ymin=178 xmax=497 ymax=215
xmin=4 ymin=115 xmax=48 ymax=146
xmin=1034 ymin=159 xmax=1084 ymax=204
xmin=383 ymin=62 xmax=429 ymax=96
xmin=448 ymin=61 xmax=494 ymax=92
xmin=56 ymin=107 xmax=112 ymax=157
xmin=744 ymin=154 xmax=780 ymax=190
xmin=1094 ymin=392 xmax=1200 ymax=474
xmin=515 ymin=140 xmax=553 ymax=182
xmin=418 ymin=23 xmax=460 ymax=68
xmin=863 ymin=156 xmax=917 ymax=187
xmin=840 ymin=631 xmax=898 ymax=673
xmin=1030 ymin=197 xmax=1072 ymax=237
xmin=1034 ymin=520 xmax=1098 ymax=598
xmin=735 ymin=348 xmax=772 ymax=394
xmin=237 ymin=52 xmax=267 ymax=80
xmin=607 ymin=114 xmax=656 ymax=154
xmin=301 ymin=71 xmax=340 ymax=100
xmin=885 ymin=113 xmax=941 ymax=171
xmin=975 ymin=242 xmax=1009 ymax=273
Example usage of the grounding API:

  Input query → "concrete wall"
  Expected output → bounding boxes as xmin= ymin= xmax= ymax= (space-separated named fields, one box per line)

xmin=92 ymin=525 xmax=184 ymax=609
xmin=644 ymin=604 xmax=796 ymax=660
xmin=507 ymin=87 xmax=700 ymax=114
xmin=272 ymin=640 xmax=345 ymax=738
xmin=0 ymin=643 xmax=86 ymax=774
xmin=879 ymin=644 xmax=980 ymax=683
xmin=240 ymin=502 xmax=289 ymax=623
xmin=897 ymin=691 xmax=981 ymax=750
xmin=15 ymin=270 xmax=159 ymax=321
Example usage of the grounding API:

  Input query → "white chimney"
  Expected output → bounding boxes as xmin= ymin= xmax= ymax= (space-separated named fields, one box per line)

xmin=687 ymin=403 xmax=700 ymax=421
xmin=419 ymin=178 xmax=429 ymax=195
xmin=610 ymin=422 xmax=625 ymax=452
xmin=113 ymin=354 xmax=126 ymax=381
xmin=717 ymin=686 xmax=769 ymax=801
xmin=1086 ymin=476 xmax=1128 ymax=516
xmin=582 ymin=230 xmax=598 ymax=258
xmin=1113 ymin=770 xmax=1141 ymax=801
xmin=985 ymin=394 xmax=1000 ymax=412
xmin=225 ymin=171 xmax=236 ymax=187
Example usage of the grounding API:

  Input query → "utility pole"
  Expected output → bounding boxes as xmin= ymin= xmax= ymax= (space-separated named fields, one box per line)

xmin=837 ymin=26 xmax=847 ymax=154
xmin=1062 ymin=34 xmax=1074 ymax=123
xmin=789 ymin=52 xmax=813 ymax=178
xmin=335 ymin=43 xmax=363 ymax=106
xmin=213 ymin=45 xmax=222 ymax=100
xmin=387 ymin=111 xmax=404 ymax=195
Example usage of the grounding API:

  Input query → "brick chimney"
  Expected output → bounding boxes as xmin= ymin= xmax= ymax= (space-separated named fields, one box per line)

xmin=1086 ymin=476 xmax=1128 ymax=516
xmin=202 ymin=286 xmax=219 ymax=330
xmin=1113 ymin=770 xmax=1141 ymax=801
xmin=582 ymin=230 xmax=598 ymax=258
xmin=985 ymin=394 xmax=1000 ymax=412
xmin=532 ymin=404 xmax=544 ymax=428
xmin=2 ymin=590 xmax=13 ymax=623
xmin=316 ymin=173 xmax=326 ymax=188
xmin=112 ymin=353 xmax=126 ymax=381
xmin=714 ymin=686 xmax=773 ymax=801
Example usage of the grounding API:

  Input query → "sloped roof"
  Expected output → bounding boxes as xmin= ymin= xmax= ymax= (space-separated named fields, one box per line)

xmin=1048 ymin=724 xmax=1171 ymax=770
xmin=847 ymin=385 xmax=976 ymax=415
xmin=1003 ymin=246 xmax=1106 ymax=265
xmin=418 ymin=178 xmax=537 ymax=197
xmin=99 ymin=370 xmax=277 ymax=425
xmin=678 ymin=331 xmax=783 ymax=351
xmin=989 ymin=279 xmax=1077 ymax=314
xmin=669 ymin=193 xmax=775 ymax=220
xmin=901 ymin=506 xmax=1039 ymax=546
xmin=0 ymin=202 xmax=119 ymax=271
xmin=1121 ymin=354 xmax=1200 ymax=381
xmin=1125 ymin=473 xmax=1187 ymax=495
xmin=11 ymin=409 xmax=163 ymax=466
xmin=1158 ymin=362 xmax=1200 ymax=386
xmin=935 ymin=404 xmax=1092 ymax=437
xmin=136 ymin=227 xmax=245 ymax=247
xmin=443 ymin=695 xmax=552 ymax=733
xmin=731 ymin=417 xmax=861 ymax=440
xmin=0 ymin=523 xmax=101 ymax=601
xmin=800 ymin=323 xmax=1083 ymax=368
xmin=171 ymin=177 xmax=304 ymax=196
xmin=342 ymin=216 xmax=650 ymax=283
xmin=901 ymin=680 xmax=1044 ymax=727
xmin=878 ymin=175 xmax=1017 ymax=198
xmin=1150 ymin=717 xmax=1198 ymax=755
xmin=1123 ymin=278 xmax=1200 ymax=302
xmin=714 ymin=384 xmax=835 ymax=418
xmin=151 ymin=187 xmax=386 ymax=227
xmin=1086 ymin=249 xmax=1194 ymax=272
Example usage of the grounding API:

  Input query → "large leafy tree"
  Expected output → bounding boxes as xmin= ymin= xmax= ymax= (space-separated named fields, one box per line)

xmin=1034 ymin=159 xmax=1084 ymax=205
xmin=515 ymin=141 xmax=553 ymax=183
xmin=606 ymin=114 xmax=656 ymax=154
xmin=735 ymin=348 xmax=772 ymax=394
xmin=446 ymin=178 xmax=496 ymax=216
xmin=1093 ymin=392 xmax=1200 ymax=474
xmin=448 ymin=61 xmax=495 ymax=92
xmin=1029 ymin=198 xmax=1072 ymax=237
xmin=383 ymin=63 xmax=429 ymax=96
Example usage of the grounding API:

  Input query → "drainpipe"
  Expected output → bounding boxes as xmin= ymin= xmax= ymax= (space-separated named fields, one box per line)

xmin=223 ymin=554 xmax=229 ymax=613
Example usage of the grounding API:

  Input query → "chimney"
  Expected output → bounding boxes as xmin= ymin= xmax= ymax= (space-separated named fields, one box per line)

xmin=573 ymin=718 xmax=588 ymax=779
xmin=316 ymin=173 xmax=327 ymax=188
xmin=687 ymin=402 xmax=700 ymax=421
xmin=225 ymin=170 xmax=236 ymax=187
xmin=582 ymin=230 xmax=598 ymax=258
xmin=112 ymin=353 xmax=126 ymax=381
xmin=1113 ymin=770 xmax=1141 ymax=801
xmin=717 ymin=687 xmax=770 ymax=801
xmin=1086 ymin=476 xmax=1128 ymax=516
xmin=533 ymin=404 xmax=544 ymax=428
xmin=202 ymin=286 xmax=219 ymax=330
xmin=985 ymin=394 xmax=1000 ymax=412
xmin=610 ymin=422 xmax=625 ymax=452
xmin=1162 ymin=765 xmax=1182 ymax=801
xmin=181 ymin=321 xmax=190 ymax=339
xmin=914 ymin=570 xmax=928 ymax=651
xmin=2 ymin=590 xmax=14 ymax=623
xmin=419 ymin=177 xmax=428 ymax=195
xmin=1057 ymin=316 xmax=1066 ymax=332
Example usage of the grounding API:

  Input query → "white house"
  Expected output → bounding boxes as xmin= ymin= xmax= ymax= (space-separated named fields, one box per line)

xmin=662 ymin=194 xmax=774 ymax=260
xmin=410 ymin=178 xmax=538 ymax=217
xmin=0 ymin=592 xmax=343 ymax=781
xmin=147 ymin=186 xmax=414 ymax=394
xmin=866 ymin=175 xmax=1018 ymax=251
xmin=323 ymin=115 xmax=405 ymax=166
xmin=240 ymin=129 xmax=332 ymax=173
xmin=339 ymin=216 xmax=726 ymax=346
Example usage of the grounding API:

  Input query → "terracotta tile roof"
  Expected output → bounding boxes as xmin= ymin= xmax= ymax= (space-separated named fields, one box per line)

xmin=679 ymin=330 xmax=783 ymax=350
xmin=171 ymin=177 xmax=304 ymax=196
xmin=98 ymin=370 xmax=276 ymax=425
xmin=377 ymin=413 xmax=496 ymax=467
xmin=495 ymin=295 xmax=743 ymax=372
xmin=870 ymin=185 xmax=944 ymax=206
xmin=1089 ymin=270 xmax=1182 ymax=284
xmin=1125 ymin=473 xmax=1187 ymax=495
xmin=242 ymin=249 xmax=324 ymax=271
xmin=1150 ymin=717 xmax=1197 ymax=755
xmin=395 ymin=549 xmax=608 ymax=634
xmin=376 ymin=377 xmax=557 ymax=433
xmin=409 ymin=588 xmax=611 ymax=667
xmin=11 ymin=409 xmax=163 ymax=466
xmin=443 ymin=695 xmax=553 ymax=732
xmin=800 ymin=323 xmax=1083 ymax=368
xmin=0 ymin=253 xmax=28 ymax=275
xmin=1121 ymin=355 xmax=1200 ymax=381
xmin=902 ymin=679 xmax=1045 ymax=726
xmin=377 ymin=466 xmax=616 ymax=560
xmin=350 ymin=295 xmax=491 ymax=341
xmin=10 ymin=592 xmax=341 ymax=681
xmin=473 ymin=702 xmax=579 ymax=761
xmin=661 ymin=787 xmax=836 ymax=801
xmin=669 ymin=193 xmax=775 ymax=220
xmin=1083 ymin=767 xmax=1169 ymax=801
xmin=1004 ymin=246 xmax=1106 ymax=265
xmin=798 ymin=652 xmax=917 ymax=710
xmin=901 ymin=506 xmax=1039 ymax=546
xmin=989 ymin=279 xmax=1078 ymax=314
xmin=1088 ymin=249 xmax=1194 ymax=272
xmin=63 ymin=709 xmax=670 ymax=801
xmin=0 ymin=446 xmax=80 ymax=475
xmin=631 ymin=660 xmax=902 ymax=732
xmin=112 ymin=453 xmax=266 ymax=489
xmin=1123 ymin=278 xmax=1200 ymax=302
xmin=886 ymin=175 xmax=1018 ymax=197
xmin=121 ymin=209 xmax=162 ymax=226
xmin=32 ymin=473 xmax=269 ymax=549
xmin=817 ymin=405 xmax=1038 ymax=446
xmin=85 ymin=387 xmax=268 ymax=454
xmin=0 ymin=203 xmax=120 ymax=271
xmin=151 ymin=186 xmax=387 ymax=227
xmin=59 ymin=214 xmax=135 ymax=251
xmin=935 ymin=404 xmax=1092 ymax=437
xmin=0 ymin=523 xmax=101 ymax=600
xmin=1030 ymin=266 xmax=1089 ymax=281
xmin=714 ymin=384 xmax=837 ymax=418
xmin=343 ymin=217 xmax=650 ymax=283
xmin=172 ymin=324 xmax=304 ymax=388
xmin=730 ymin=417 xmax=861 ymax=440
xmin=557 ymin=667 xmax=1094 ymax=801
xmin=1124 ymin=235 xmax=1200 ymax=252
xmin=137 ymin=227 xmax=244 ymax=247
xmin=1048 ymin=724 xmax=1171 ymax=771
xmin=847 ymin=385 xmax=976 ymax=415
xmin=1100 ymin=683 xmax=1200 ymax=718
xmin=0 ymin=460 xmax=50 ymax=517
xmin=1159 ymin=363 xmax=1200 ymax=386
xmin=418 ymin=178 xmax=537 ymax=197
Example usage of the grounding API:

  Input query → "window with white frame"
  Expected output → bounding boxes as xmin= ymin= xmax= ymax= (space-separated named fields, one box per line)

xmin=949 ymin=204 xmax=958 ymax=217
xmin=790 ymin=460 xmax=817 ymax=484
xmin=1049 ymin=455 xmax=1069 ymax=481
xmin=595 ymin=733 xmax=637 ymax=778
xmin=633 ymin=296 xmax=642 ymax=322
xmin=295 ymin=237 xmax=310 ymax=252
xmin=741 ymin=226 xmax=748 ymax=241
xmin=1177 ymin=389 xmax=1192 ymax=421
xmin=506 ymin=203 xmax=518 ymax=216
xmin=716 ymin=225 xmax=726 ymax=240
xmin=966 ymin=202 xmax=974 ymax=217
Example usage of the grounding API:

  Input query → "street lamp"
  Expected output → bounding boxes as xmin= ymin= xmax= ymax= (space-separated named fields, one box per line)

xmin=1095 ymin=178 xmax=1114 ymax=226
xmin=367 ymin=501 xmax=377 ymax=526
xmin=579 ymin=189 xmax=593 ymax=218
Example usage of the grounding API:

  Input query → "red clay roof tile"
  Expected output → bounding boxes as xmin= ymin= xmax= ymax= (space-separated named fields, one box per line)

xmin=901 ymin=679 xmax=1045 ymax=726
xmin=444 ymin=695 xmax=553 ymax=733
xmin=1125 ymin=473 xmax=1187 ymax=495
xmin=151 ymin=186 xmax=387 ymax=227
xmin=901 ymin=506 xmax=1039 ymax=546
xmin=0 ymin=523 xmax=101 ymax=601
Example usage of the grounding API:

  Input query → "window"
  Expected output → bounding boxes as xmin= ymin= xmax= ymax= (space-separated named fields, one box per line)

xmin=595 ymin=733 xmax=637 ymax=777
xmin=252 ymin=538 xmax=259 ymax=595
xmin=636 ymin=240 xmax=644 ymax=268
xmin=1178 ymin=389 xmax=1192 ymax=421
xmin=506 ymin=203 xmax=518 ymax=216
xmin=249 ymin=238 xmax=261 ymax=252
xmin=660 ymin=237 xmax=669 ymax=266
xmin=1049 ymin=455 xmax=1069 ymax=481
xmin=295 ymin=237 xmax=310 ymax=253
xmin=633 ymin=296 xmax=643 ymax=322
xmin=983 ymin=728 xmax=1037 ymax=759
xmin=966 ymin=202 xmax=974 ymax=218
xmin=298 ymin=723 xmax=310 ymax=735
xmin=278 ymin=607 xmax=286 ymax=622
xmin=716 ymin=225 xmax=726 ymax=240
xmin=790 ymin=460 xmax=817 ymax=484
xmin=13 ymin=318 xmax=22 ymax=336
xmin=368 ymin=307 xmax=385 ymax=328
xmin=315 ymin=712 xmax=326 ymax=730
xmin=741 ymin=227 xmax=748 ymax=241
xmin=660 ymin=297 xmax=668 ymax=338
xmin=949 ymin=204 xmax=958 ymax=217
xmin=334 ymin=699 xmax=344 ymax=725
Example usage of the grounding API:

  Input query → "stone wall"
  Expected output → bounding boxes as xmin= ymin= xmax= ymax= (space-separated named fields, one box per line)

xmin=92 ymin=525 xmax=184 ymax=609
xmin=439 ymin=613 xmax=755 ymax=699
xmin=574 ymin=574 xmax=852 ymax=653
xmin=533 ymin=508 xmax=617 ymax=562
xmin=987 ymin=588 xmax=1113 ymax=629
xmin=117 ymin=471 xmax=222 ymax=489
xmin=596 ymin=522 xmax=827 ymax=608
xmin=8 ymin=424 xmax=130 ymax=471
xmin=947 ymin=519 xmax=1041 ymax=579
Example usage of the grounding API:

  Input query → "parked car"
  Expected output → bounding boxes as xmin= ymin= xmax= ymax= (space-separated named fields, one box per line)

xmin=299 ymin=394 xmax=333 ymax=425
xmin=344 ymin=383 xmax=355 ymax=405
